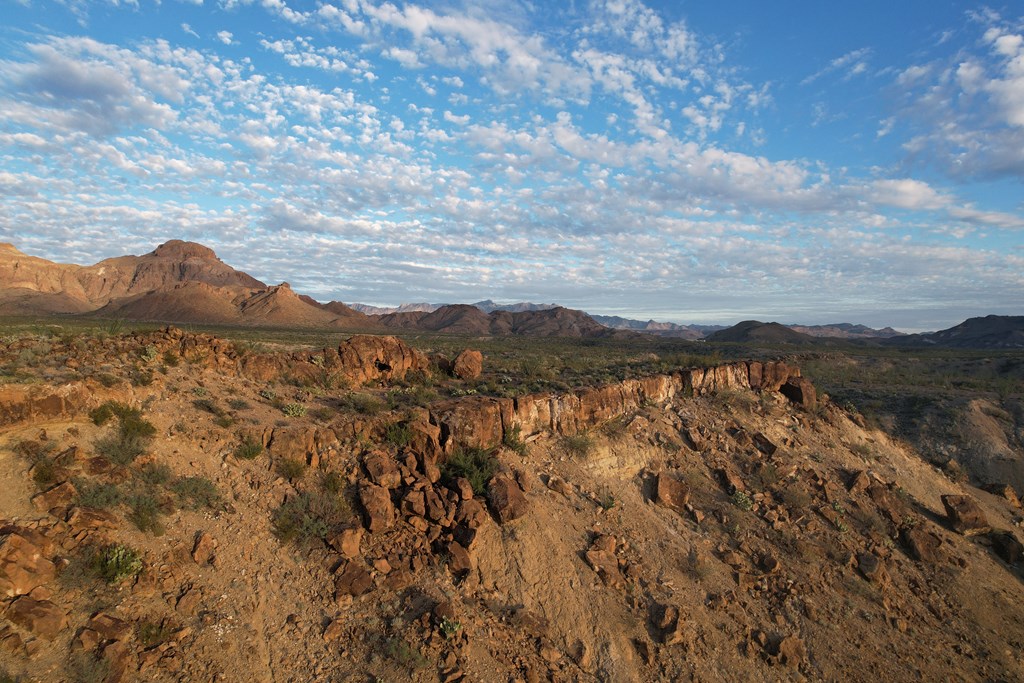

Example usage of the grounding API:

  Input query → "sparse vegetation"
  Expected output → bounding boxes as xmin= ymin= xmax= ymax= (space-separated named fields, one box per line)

xmin=502 ymin=425 xmax=528 ymax=456
xmin=384 ymin=638 xmax=429 ymax=671
xmin=282 ymin=402 xmax=307 ymax=418
xmin=171 ymin=476 xmax=221 ymax=510
xmin=561 ymin=432 xmax=595 ymax=457
xmin=441 ymin=446 xmax=497 ymax=495
xmin=271 ymin=490 xmax=352 ymax=544
xmin=74 ymin=479 xmax=123 ymax=509
xmin=127 ymin=492 xmax=165 ymax=535
xmin=96 ymin=543 xmax=144 ymax=584
xmin=91 ymin=401 xmax=156 ymax=466
xmin=383 ymin=422 xmax=412 ymax=448
xmin=234 ymin=436 xmax=264 ymax=460
xmin=731 ymin=490 xmax=754 ymax=511
xmin=277 ymin=458 xmax=306 ymax=481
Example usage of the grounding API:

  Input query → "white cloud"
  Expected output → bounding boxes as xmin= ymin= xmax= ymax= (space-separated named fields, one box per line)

xmin=217 ymin=31 xmax=234 ymax=45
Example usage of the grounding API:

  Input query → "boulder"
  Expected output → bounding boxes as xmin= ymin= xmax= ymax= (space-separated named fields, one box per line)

xmin=364 ymin=452 xmax=402 ymax=489
xmin=780 ymin=377 xmax=816 ymax=410
xmin=86 ymin=612 xmax=132 ymax=642
xmin=984 ymin=483 xmax=1022 ymax=510
xmin=901 ymin=526 xmax=944 ymax=563
xmin=328 ymin=527 xmax=364 ymax=559
xmin=656 ymin=474 xmax=690 ymax=513
xmin=6 ymin=596 xmax=67 ymax=640
xmin=447 ymin=541 xmax=474 ymax=577
xmin=856 ymin=552 xmax=887 ymax=584
xmin=31 ymin=481 xmax=77 ymax=515
xmin=0 ymin=526 xmax=56 ymax=598
xmin=584 ymin=535 xmax=624 ymax=588
xmin=335 ymin=335 xmax=430 ymax=385
xmin=989 ymin=530 xmax=1023 ymax=564
xmin=941 ymin=495 xmax=991 ymax=536
xmin=452 ymin=350 xmax=483 ymax=380
xmin=487 ymin=475 xmax=529 ymax=524
xmin=191 ymin=531 xmax=217 ymax=566
xmin=359 ymin=483 xmax=396 ymax=533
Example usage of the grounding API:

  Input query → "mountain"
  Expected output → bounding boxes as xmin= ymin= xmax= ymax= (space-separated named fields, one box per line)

xmin=376 ymin=304 xmax=613 ymax=338
xmin=788 ymin=323 xmax=903 ymax=339
xmin=0 ymin=241 xmax=380 ymax=330
xmin=351 ymin=300 xmax=559 ymax=316
xmin=590 ymin=314 xmax=725 ymax=339
xmin=706 ymin=320 xmax=819 ymax=345
xmin=471 ymin=299 xmax=559 ymax=314
xmin=888 ymin=315 xmax=1024 ymax=349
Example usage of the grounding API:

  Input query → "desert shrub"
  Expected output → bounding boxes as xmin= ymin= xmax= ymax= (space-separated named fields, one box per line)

xmin=320 ymin=470 xmax=345 ymax=494
xmin=384 ymin=638 xmax=429 ymax=670
xmin=92 ymin=402 xmax=156 ymax=466
xmin=162 ymin=350 xmax=180 ymax=367
xmin=171 ymin=476 xmax=221 ymax=510
xmin=137 ymin=620 xmax=172 ymax=649
xmin=228 ymin=398 xmax=251 ymax=411
xmin=713 ymin=388 xmax=757 ymax=411
xmin=780 ymin=486 xmax=812 ymax=512
xmin=94 ymin=432 xmax=148 ymax=467
xmin=597 ymin=489 xmax=616 ymax=511
xmin=282 ymin=403 xmax=307 ymax=418
xmin=442 ymin=447 xmax=497 ymax=496
xmin=129 ymin=366 xmax=154 ymax=387
xmin=213 ymin=415 xmax=235 ymax=428
xmin=192 ymin=386 xmax=207 ymax=397
xmin=234 ymin=436 xmax=264 ymax=460
xmin=750 ymin=463 xmax=779 ymax=492
xmin=259 ymin=388 xmax=277 ymax=401
xmin=561 ymin=432 xmax=595 ymax=458
xmin=271 ymin=490 xmax=352 ymax=544
xmin=0 ymin=667 xmax=20 ymax=683
xmin=383 ymin=422 xmax=412 ymax=448
xmin=439 ymin=617 xmax=462 ymax=640
xmin=136 ymin=463 xmax=173 ymax=488
xmin=140 ymin=345 xmax=158 ymax=363
xmin=309 ymin=407 xmax=334 ymax=422
xmin=277 ymin=458 xmax=306 ymax=481
xmin=68 ymin=653 xmax=110 ymax=683
xmin=31 ymin=458 xmax=58 ymax=490
xmin=74 ymin=479 xmax=123 ymax=509
xmin=343 ymin=392 xmax=383 ymax=415
xmin=127 ymin=493 xmax=165 ymax=535
xmin=97 ymin=543 xmax=143 ymax=583
xmin=731 ymin=490 xmax=754 ymax=511
xmin=502 ymin=425 xmax=528 ymax=456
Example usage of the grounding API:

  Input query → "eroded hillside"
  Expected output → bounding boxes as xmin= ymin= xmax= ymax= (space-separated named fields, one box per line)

xmin=1 ymin=329 xmax=1023 ymax=682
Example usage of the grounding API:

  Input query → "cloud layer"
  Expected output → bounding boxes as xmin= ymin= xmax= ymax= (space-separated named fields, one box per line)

xmin=0 ymin=0 xmax=1021 ymax=330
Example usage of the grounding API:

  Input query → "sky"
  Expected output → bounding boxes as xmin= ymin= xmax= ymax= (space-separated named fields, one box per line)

xmin=0 ymin=1 xmax=1022 ymax=331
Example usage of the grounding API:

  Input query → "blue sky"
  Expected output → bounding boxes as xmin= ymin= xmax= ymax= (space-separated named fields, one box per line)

xmin=1 ymin=0 xmax=1022 ymax=331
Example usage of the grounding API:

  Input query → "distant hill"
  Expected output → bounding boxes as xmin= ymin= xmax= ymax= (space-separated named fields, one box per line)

xmin=706 ymin=320 xmax=819 ymax=345
xmin=889 ymin=315 xmax=1024 ymax=349
xmin=788 ymin=323 xmax=903 ymax=339
xmin=351 ymin=299 xmax=559 ymax=316
xmin=377 ymin=304 xmax=612 ymax=338
xmin=590 ymin=315 xmax=726 ymax=339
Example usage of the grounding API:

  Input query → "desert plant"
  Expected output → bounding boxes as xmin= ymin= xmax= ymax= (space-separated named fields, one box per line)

xmin=731 ymin=490 xmax=754 ymax=511
xmin=383 ymin=422 xmax=412 ymax=448
xmin=502 ymin=425 xmax=528 ymax=456
xmin=282 ymin=402 xmax=307 ymax=418
xmin=561 ymin=432 xmax=595 ymax=458
xmin=74 ymin=479 xmax=123 ymax=509
xmin=127 ymin=493 xmax=165 ymax=535
xmin=228 ymin=398 xmax=251 ymax=411
xmin=91 ymin=402 xmax=156 ymax=466
xmin=137 ymin=620 xmax=172 ymax=649
xmin=439 ymin=617 xmax=462 ymax=640
xmin=384 ymin=638 xmax=429 ymax=670
xmin=597 ymin=489 xmax=617 ymax=511
xmin=277 ymin=458 xmax=306 ymax=481
xmin=441 ymin=446 xmax=497 ymax=496
xmin=343 ymin=392 xmax=384 ymax=415
xmin=136 ymin=463 xmax=173 ymax=488
xmin=31 ymin=458 xmax=58 ymax=490
xmin=171 ymin=476 xmax=221 ymax=510
xmin=96 ymin=543 xmax=143 ymax=584
xmin=162 ymin=350 xmax=180 ymax=367
xmin=271 ymin=490 xmax=353 ymax=544
xmin=320 ymin=470 xmax=345 ymax=494
xmin=234 ymin=436 xmax=264 ymax=460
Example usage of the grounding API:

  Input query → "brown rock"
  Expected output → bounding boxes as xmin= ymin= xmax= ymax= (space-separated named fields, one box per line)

xmin=364 ymin=451 xmax=402 ymax=489
xmin=87 ymin=612 xmax=132 ymax=642
xmin=424 ymin=488 xmax=446 ymax=523
xmin=327 ymin=527 xmax=363 ymax=559
xmin=6 ymin=596 xmax=67 ymax=640
xmin=585 ymin=535 xmax=624 ymax=588
xmin=452 ymin=349 xmax=483 ymax=380
xmin=66 ymin=506 xmax=118 ymax=530
xmin=984 ymin=483 xmax=1022 ymax=510
xmin=447 ymin=541 xmax=474 ymax=577
xmin=401 ymin=490 xmax=427 ymax=517
xmin=323 ymin=619 xmax=345 ymax=642
xmin=901 ymin=526 xmax=944 ymax=563
xmin=941 ymin=494 xmax=991 ymax=536
xmin=175 ymin=587 xmax=202 ymax=616
xmin=453 ymin=477 xmax=475 ymax=500
xmin=488 ymin=475 xmax=529 ymax=524
xmin=31 ymin=481 xmax=77 ymax=514
xmin=656 ymin=473 xmax=690 ymax=513
xmin=191 ymin=531 xmax=217 ymax=566
xmin=0 ymin=527 xmax=56 ymax=598
xmin=856 ymin=552 xmax=887 ymax=583
xmin=780 ymin=377 xmax=816 ymax=411
xmin=456 ymin=499 xmax=489 ymax=529
xmin=334 ymin=335 xmax=431 ymax=385
xmin=359 ymin=483 xmax=396 ymax=533
xmin=989 ymin=530 xmax=1023 ymax=564
xmin=546 ymin=475 xmax=573 ymax=497
xmin=751 ymin=432 xmax=777 ymax=455
xmin=847 ymin=470 xmax=871 ymax=495
xmin=775 ymin=635 xmax=806 ymax=669
xmin=334 ymin=562 xmax=373 ymax=598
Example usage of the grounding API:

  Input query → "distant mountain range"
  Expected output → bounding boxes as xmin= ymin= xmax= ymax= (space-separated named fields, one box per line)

xmin=1 ymin=241 xmax=1019 ymax=347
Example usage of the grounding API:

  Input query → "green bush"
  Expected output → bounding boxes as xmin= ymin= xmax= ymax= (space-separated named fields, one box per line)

xmin=561 ymin=432 xmax=595 ymax=458
xmin=383 ymin=422 xmax=412 ymax=448
xmin=96 ymin=543 xmax=143 ymax=583
xmin=343 ymin=392 xmax=384 ymax=415
xmin=282 ymin=403 xmax=307 ymax=418
xmin=271 ymin=490 xmax=352 ymax=544
xmin=171 ymin=476 xmax=221 ymax=510
xmin=276 ymin=458 xmax=306 ymax=481
xmin=441 ymin=447 xmax=497 ymax=496
xmin=502 ymin=425 xmax=528 ymax=456
xmin=162 ymin=350 xmax=180 ymax=367
xmin=228 ymin=398 xmax=251 ymax=411
xmin=74 ymin=479 xmax=123 ymax=509
xmin=127 ymin=493 xmax=165 ymax=535
xmin=31 ymin=458 xmax=58 ymax=490
xmin=136 ymin=463 xmax=173 ymax=488
xmin=320 ymin=470 xmax=345 ymax=494
xmin=731 ymin=490 xmax=754 ymax=511
xmin=91 ymin=402 xmax=157 ymax=467
xmin=234 ymin=436 xmax=264 ymax=460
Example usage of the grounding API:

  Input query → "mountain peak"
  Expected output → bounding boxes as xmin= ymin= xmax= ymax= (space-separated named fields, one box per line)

xmin=149 ymin=240 xmax=219 ymax=260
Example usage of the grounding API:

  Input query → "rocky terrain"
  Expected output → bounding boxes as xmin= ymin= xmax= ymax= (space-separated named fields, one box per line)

xmin=1 ymin=325 xmax=1023 ymax=682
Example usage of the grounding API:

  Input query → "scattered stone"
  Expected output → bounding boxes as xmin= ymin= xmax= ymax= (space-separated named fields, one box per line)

xmin=847 ymin=470 xmax=871 ymax=495
xmin=334 ymin=562 xmax=373 ymax=598
xmin=901 ymin=526 xmax=944 ymax=564
xmin=87 ymin=612 xmax=132 ymax=642
xmin=327 ymin=527 xmax=363 ymax=559
xmin=6 ymin=596 xmax=67 ymax=640
xmin=546 ymin=475 xmax=573 ymax=497
xmin=453 ymin=478 xmax=475 ymax=501
xmin=585 ymin=535 xmax=624 ymax=588
xmin=452 ymin=350 xmax=483 ymax=380
xmin=175 ymin=587 xmax=202 ymax=616
xmin=941 ymin=495 xmax=991 ymax=536
xmin=752 ymin=432 xmax=777 ymax=455
xmin=775 ymin=635 xmax=806 ymax=669
xmin=487 ymin=475 xmax=529 ymax=524
xmin=0 ymin=526 xmax=56 ymax=598
xmin=191 ymin=531 xmax=217 ymax=566
xmin=656 ymin=473 xmax=690 ymax=513
xmin=856 ymin=552 xmax=887 ymax=583
xmin=323 ymin=619 xmax=345 ymax=642
xmin=66 ymin=507 xmax=118 ymax=531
